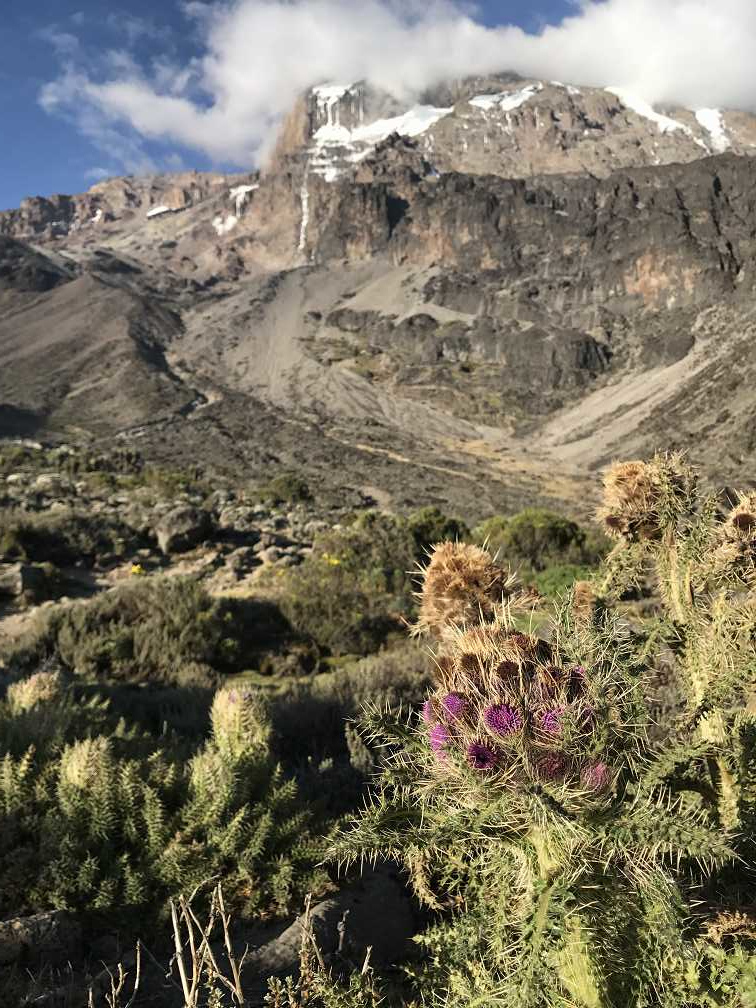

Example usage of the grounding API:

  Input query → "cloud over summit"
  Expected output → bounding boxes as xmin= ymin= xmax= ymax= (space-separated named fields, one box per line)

xmin=40 ymin=0 xmax=756 ymax=174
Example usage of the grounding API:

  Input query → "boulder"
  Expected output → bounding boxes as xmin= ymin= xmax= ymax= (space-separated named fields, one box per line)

xmin=218 ymin=505 xmax=258 ymax=533
xmin=33 ymin=473 xmax=65 ymax=494
xmin=248 ymin=868 xmax=415 ymax=978
xmin=155 ymin=506 xmax=212 ymax=555
xmin=227 ymin=547 xmax=258 ymax=573
xmin=0 ymin=910 xmax=81 ymax=967
xmin=258 ymin=546 xmax=281 ymax=565
xmin=0 ymin=562 xmax=48 ymax=601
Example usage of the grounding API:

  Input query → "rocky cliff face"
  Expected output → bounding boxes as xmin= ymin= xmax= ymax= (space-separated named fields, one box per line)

xmin=0 ymin=171 xmax=243 ymax=242
xmin=2 ymin=74 xmax=756 ymax=517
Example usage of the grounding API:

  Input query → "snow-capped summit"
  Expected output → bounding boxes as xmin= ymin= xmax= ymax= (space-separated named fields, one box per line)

xmin=279 ymin=75 xmax=756 ymax=187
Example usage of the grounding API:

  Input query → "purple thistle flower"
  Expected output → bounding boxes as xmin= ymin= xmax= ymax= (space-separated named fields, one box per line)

xmin=483 ymin=703 xmax=523 ymax=737
xmin=466 ymin=742 xmax=498 ymax=772
xmin=535 ymin=752 xmax=568 ymax=782
xmin=421 ymin=699 xmax=436 ymax=724
xmin=442 ymin=692 xmax=469 ymax=720
xmin=537 ymin=707 xmax=565 ymax=735
xmin=430 ymin=724 xmax=451 ymax=753
xmin=581 ymin=761 xmax=611 ymax=792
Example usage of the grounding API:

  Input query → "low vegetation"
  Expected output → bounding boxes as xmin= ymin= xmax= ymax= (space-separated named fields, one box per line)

xmin=271 ymin=511 xmax=417 ymax=656
xmin=13 ymin=577 xmax=241 ymax=687
xmin=4 ymin=447 xmax=754 ymax=1006
xmin=0 ymin=670 xmax=327 ymax=930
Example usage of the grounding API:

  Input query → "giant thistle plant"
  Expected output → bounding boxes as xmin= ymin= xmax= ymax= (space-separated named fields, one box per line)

xmin=333 ymin=469 xmax=756 ymax=1007
xmin=595 ymin=454 xmax=756 ymax=844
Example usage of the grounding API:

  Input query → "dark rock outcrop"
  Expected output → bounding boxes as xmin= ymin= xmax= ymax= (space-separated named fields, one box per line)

xmin=155 ymin=505 xmax=213 ymax=555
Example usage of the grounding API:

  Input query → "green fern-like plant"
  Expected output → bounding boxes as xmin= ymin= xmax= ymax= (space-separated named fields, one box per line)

xmin=0 ymin=671 xmax=326 ymax=928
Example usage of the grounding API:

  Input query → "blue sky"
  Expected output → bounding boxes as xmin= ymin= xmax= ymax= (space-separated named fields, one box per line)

xmin=0 ymin=1 xmax=574 ymax=210
xmin=3 ymin=1 xmax=750 ymax=211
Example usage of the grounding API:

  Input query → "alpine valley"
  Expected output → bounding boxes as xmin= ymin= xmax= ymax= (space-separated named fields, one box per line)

xmin=3 ymin=73 xmax=756 ymax=519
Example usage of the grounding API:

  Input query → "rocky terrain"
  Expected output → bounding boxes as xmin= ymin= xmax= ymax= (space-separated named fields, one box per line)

xmin=3 ymin=72 xmax=756 ymax=517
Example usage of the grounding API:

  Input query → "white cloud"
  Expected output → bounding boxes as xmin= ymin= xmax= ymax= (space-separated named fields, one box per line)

xmin=84 ymin=166 xmax=113 ymax=182
xmin=40 ymin=69 xmax=158 ymax=176
xmin=40 ymin=0 xmax=756 ymax=173
xmin=37 ymin=27 xmax=81 ymax=57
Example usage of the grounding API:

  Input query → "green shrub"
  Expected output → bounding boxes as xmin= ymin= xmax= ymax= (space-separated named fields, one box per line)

xmin=257 ymin=471 xmax=312 ymax=506
xmin=13 ymin=577 xmax=241 ymax=686
xmin=407 ymin=505 xmax=470 ymax=557
xmin=473 ymin=507 xmax=608 ymax=573
xmin=0 ymin=507 xmax=144 ymax=566
xmin=274 ymin=512 xmax=416 ymax=655
xmin=534 ymin=562 xmax=594 ymax=599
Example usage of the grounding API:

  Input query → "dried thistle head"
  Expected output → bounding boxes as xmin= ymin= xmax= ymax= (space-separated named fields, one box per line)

xmin=7 ymin=669 xmax=63 ymax=714
xmin=211 ymin=685 xmax=272 ymax=757
xmin=572 ymin=580 xmax=597 ymax=626
xmin=707 ymin=492 xmax=756 ymax=584
xmin=415 ymin=541 xmax=535 ymax=640
xmin=597 ymin=453 xmax=697 ymax=543
xmin=706 ymin=910 xmax=756 ymax=945
xmin=723 ymin=493 xmax=756 ymax=542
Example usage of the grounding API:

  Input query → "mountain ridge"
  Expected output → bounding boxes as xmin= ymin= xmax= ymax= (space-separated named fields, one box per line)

xmin=2 ymin=75 xmax=756 ymax=519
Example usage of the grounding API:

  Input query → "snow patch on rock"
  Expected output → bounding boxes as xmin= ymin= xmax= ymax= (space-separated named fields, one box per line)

xmin=229 ymin=184 xmax=258 ymax=216
xmin=146 ymin=205 xmax=172 ymax=219
xmin=298 ymin=168 xmax=310 ymax=252
xmin=313 ymin=104 xmax=451 ymax=149
xmin=313 ymin=84 xmax=354 ymax=126
xmin=551 ymin=81 xmax=581 ymax=96
xmin=695 ymin=109 xmax=731 ymax=154
xmin=212 ymin=214 xmax=237 ymax=236
xmin=308 ymin=86 xmax=452 ymax=181
xmin=469 ymin=83 xmax=543 ymax=114
xmin=605 ymin=88 xmax=690 ymax=136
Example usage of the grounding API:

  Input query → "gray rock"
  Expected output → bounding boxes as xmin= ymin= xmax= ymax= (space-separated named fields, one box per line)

xmin=258 ymin=546 xmax=281 ymax=564
xmin=248 ymin=869 xmax=415 ymax=977
xmin=0 ymin=562 xmax=47 ymax=600
xmin=227 ymin=547 xmax=258 ymax=572
xmin=33 ymin=473 xmax=65 ymax=494
xmin=303 ymin=520 xmax=329 ymax=538
xmin=155 ymin=505 xmax=212 ymax=555
xmin=0 ymin=910 xmax=81 ymax=967
xmin=208 ymin=489 xmax=235 ymax=512
xmin=253 ymin=531 xmax=282 ymax=552
xmin=218 ymin=505 xmax=258 ymax=533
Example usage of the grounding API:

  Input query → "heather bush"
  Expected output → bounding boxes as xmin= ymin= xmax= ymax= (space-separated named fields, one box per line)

xmin=13 ymin=576 xmax=241 ymax=686
xmin=257 ymin=470 xmax=313 ymax=505
xmin=473 ymin=506 xmax=609 ymax=574
xmin=0 ymin=507 xmax=145 ymax=567
xmin=333 ymin=456 xmax=756 ymax=1007
xmin=275 ymin=512 xmax=416 ymax=655
xmin=407 ymin=505 xmax=470 ymax=556
xmin=533 ymin=561 xmax=594 ymax=599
